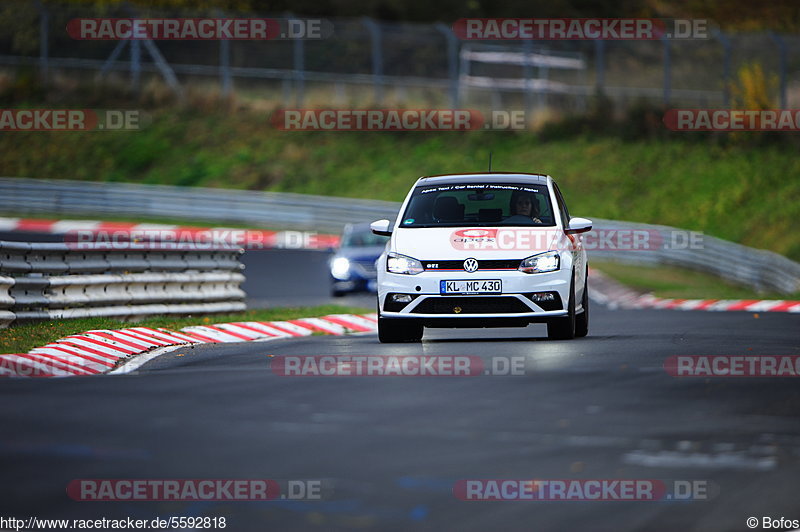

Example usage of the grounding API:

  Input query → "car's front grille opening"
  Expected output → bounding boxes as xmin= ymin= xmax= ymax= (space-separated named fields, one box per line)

xmin=411 ymin=296 xmax=532 ymax=314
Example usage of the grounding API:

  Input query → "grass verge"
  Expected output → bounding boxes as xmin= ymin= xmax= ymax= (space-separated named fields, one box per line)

xmin=0 ymin=305 xmax=371 ymax=354
xmin=1 ymin=106 xmax=799 ymax=260
xmin=591 ymin=260 xmax=800 ymax=300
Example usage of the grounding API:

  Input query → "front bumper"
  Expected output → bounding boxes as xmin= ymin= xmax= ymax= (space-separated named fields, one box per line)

xmin=378 ymin=269 xmax=570 ymax=321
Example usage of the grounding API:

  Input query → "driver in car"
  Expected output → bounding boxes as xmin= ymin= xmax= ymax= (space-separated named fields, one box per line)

xmin=507 ymin=191 xmax=543 ymax=223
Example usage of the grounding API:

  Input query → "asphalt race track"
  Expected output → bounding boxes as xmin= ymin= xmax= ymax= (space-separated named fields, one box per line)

xmin=238 ymin=248 xmax=376 ymax=309
xmin=1 ymin=235 xmax=799 ymax=531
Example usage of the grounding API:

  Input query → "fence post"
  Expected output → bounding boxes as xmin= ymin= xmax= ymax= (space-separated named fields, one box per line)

xmin=538 ymin=45 xmax=549 ymax=109
xmin=712 ymin=30 xmax=731 ymax=107
xmin=334 ymin=81 xmax=345 ymax=104
xmin=218 ymin=10 xmax=232 ymax=98
xmin=285 ymin=13 xmax=304 ymax=107
xmin=435 ymin=23 xmax=459 ymax=108
xmin=220 ymin=37 xmax=231 ymax=97
xmin=141 ymin=39 xmax=183 ymax=98
xmin=282 ymin=78 xmax=292 ymax=107
xmin=363 ymin=17 xmax=384 ymax=104
xmin=293 ymin=30 xmax=305 ymax=106
xmin=769 ymin=33 xmax=787 ymax=108
xmin=130 ymin=38 xmax=141 ymax=94
xmin=594 ymin=38 xmax=605 ymax=94
xmin=661 ymin=36 xmax=671 ymax=106
xmin=523 ymin=38 xmax=533 ymax=116
xmin=34 ymin=0 xmax=48 ymax=82
xmin=458 ymin=44 xmax=470 ymax=106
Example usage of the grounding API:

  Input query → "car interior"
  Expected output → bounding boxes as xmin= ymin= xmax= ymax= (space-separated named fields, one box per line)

xmin=410 ymin=188 xmax=555 ymax=226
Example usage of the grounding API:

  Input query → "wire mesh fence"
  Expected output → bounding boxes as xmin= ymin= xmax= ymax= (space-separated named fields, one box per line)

xmin=0 ymin=1 xmax=797 ymax=112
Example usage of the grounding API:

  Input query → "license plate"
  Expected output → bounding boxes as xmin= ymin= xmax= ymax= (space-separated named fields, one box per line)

xmin=440 ymin=279 xmax=502 ymax=295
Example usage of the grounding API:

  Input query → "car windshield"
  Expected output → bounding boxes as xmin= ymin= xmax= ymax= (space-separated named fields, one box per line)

xmin=399 ymin=182 xmax=555 ymax=228
xmin=342 ymin=228 xmax=389 ymax=247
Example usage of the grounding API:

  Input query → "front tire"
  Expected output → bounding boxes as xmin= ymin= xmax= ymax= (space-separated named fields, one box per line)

xmin=547 ymin=274 xmax=576 ymax=340
xmin=575 ymin=272 xmax=589 ymax=338
xmin=378 ymin=316 xmax=423 ymax=343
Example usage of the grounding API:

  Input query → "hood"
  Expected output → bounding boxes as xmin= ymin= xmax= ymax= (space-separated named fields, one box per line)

xmin=392 ymin=226 xmax=563 ymax=260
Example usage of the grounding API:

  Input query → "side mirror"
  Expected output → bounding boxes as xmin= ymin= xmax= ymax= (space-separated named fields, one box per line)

xmin=566 ymin=217 xmax=592 ymax=234
xmin=370 ymin=219 xmax=392 ymax=237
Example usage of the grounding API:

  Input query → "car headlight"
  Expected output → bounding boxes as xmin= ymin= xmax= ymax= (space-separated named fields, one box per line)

xmin=331 ymin=257 xmax=351 ymax=279
xmin=518 ymin=251 xmax=560 ymax=274
xmin=387 ymin=253 xmax=424 ymax=275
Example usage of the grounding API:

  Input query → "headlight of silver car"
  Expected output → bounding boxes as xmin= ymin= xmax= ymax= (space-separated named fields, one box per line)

xmin=518 ymin=251 xmax=560 ymax=274
xmin=387 ymin=252 xmax=424 ymax=275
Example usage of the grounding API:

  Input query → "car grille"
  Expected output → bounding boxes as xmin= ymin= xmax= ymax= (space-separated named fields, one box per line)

xmin=411 ymin=296 xmax=532 ymax=314
xmin=422 ymin=259 xmax=521 ymax=271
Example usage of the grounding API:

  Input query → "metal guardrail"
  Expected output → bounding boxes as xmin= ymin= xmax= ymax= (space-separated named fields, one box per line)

xmin=0 ymin=275 xmax=14 ymax=327
xmin=1 ymin=177 xmax=799 ymax=296
xmin=0 ymin=177 xmax=398 ymax=232
xmin=0 ymin=238 xmax=246 ymax=327
xmin=588 ymin=219 xmax=800 ymax=295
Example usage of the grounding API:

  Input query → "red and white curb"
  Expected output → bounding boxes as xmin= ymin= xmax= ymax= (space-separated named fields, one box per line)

xmin=589 ymin=269 xmax=800 ymax=313
xmin=0 ymin=313 xmax=377 ymax=378
xmin=0 ymin=216 xmax=340 ymax=250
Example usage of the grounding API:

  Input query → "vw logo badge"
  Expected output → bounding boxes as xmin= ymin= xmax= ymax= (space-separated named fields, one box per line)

xmin=463 ymin=258 xmax=479 ymax=273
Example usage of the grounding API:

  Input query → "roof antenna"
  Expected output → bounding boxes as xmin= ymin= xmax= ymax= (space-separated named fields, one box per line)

xmin=488 ymin=152 xmax=493 ymax=172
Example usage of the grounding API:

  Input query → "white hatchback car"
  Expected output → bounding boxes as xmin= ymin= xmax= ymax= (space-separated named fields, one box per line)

xmin=371 ymin=173 xmax=592 ymax=343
